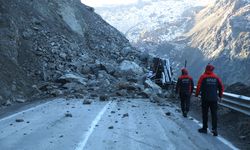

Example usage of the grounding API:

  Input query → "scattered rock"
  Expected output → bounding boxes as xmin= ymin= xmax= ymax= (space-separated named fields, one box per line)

xmin=239 ymin=136 xmax=246 ymax=140
xmin=189 ymin=118 xmax=193 ymax=120
xmin=83 ymin=99 xmax=92 ymax=105
xmin=111 ymin=111 xmax=116 ymax=114
xmin=116 ymin=89 xmax=127 ymax=96
xmin=165 ymin=112 xmax=171 ymax=116
xmin=170 ymin=131 xmax=176 ymax=135
xmin=4 ymin=100 xmax=12 ymax=106
xmin=16 ymin=99 xmax=26 ymax=103
xmin=157 ymin=103 xmax=166 ymax=106
xmin=50 ymin=89 xmax=63 ymax=97
xmin=90 ymin=93 xmax=98 ymax=98
xmin=108 ymin=126 xmax=114 ymax=129
xmin=99 ymin=94 xmax=109 ymax=101
xmin=115 ymin=121 xmax=118 ymax=123
xmin=16 ymin=119 xmax=24 ymax=122
xmin=65 ymin=113 xmax=73 ymax=117
xmin=59 ymin=135 xmax=64 ymax=138
xmin=122 ymin=113 xmax=129 ymax=118
xmin=175 ymin=109 xmax=181 ymax=113
xmin=26 ymin=121 xmax=30 ymax=123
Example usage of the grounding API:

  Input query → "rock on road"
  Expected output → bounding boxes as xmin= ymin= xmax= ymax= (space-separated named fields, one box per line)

xmin=0 ymin=98 xmax=236 ymax=150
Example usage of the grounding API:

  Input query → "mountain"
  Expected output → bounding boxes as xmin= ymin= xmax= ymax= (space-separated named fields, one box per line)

xmin=94 ymin=0 xmax=215 ymax=81
xmin=95 ymin=0 xmax=250 ymax=85
xmin=95 ymin=0 xmax=211 ymax=44
xmin=0 ymin=0 xmax=150 ymax=105
xmin=186 ymin=0 xmax=250 ymax=84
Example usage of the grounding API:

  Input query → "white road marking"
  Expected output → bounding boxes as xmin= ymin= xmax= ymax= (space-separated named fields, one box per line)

xmin=75 ymin=101 xmax=111 ymax=150
xmin=159 ymin=106 xmax=238 ymax=150
xmin=0 ymin=99 xmax=59 ymax=122
xmin=190 ymin=117 xmax=239 ymax=150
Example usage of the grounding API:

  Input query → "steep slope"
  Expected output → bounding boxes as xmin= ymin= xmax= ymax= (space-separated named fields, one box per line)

xmin=186 ymin=0 xmax=250 ymax=84
xmin=0 ymin=0 xmax=146 ymax=105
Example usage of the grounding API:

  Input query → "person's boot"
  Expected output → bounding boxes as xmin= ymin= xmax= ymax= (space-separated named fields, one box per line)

xmin=198 ymin=128 xmax=207 ymax=134
xmin=182 ymin=112 xmax=185 ymax=117
xmin=183 ymin=112 xmax=187 ymax=118
xmin=211 ymin=129 xmax=218 ymax=136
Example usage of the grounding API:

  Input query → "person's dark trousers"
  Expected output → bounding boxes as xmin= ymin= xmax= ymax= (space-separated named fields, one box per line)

xmin=180 ymin=94 xmax=191 ymax=114
xmin=201 ymin=100 xmax=218 ymax=130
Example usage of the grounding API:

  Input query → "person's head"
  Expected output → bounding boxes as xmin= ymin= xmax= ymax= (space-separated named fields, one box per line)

xmin=181 ymin=68 xmax=188 ymax=75
xmin=205 ymin=64 xmax=215 ymax=73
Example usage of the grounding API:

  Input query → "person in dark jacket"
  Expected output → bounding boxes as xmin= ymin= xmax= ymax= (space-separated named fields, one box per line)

xmin=176 ymin=68 xmax=194 ymax=117
xmin=195 ymin=64 xmax=224 ymax=136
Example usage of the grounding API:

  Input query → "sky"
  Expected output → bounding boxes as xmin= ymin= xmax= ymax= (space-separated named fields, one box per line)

xmin=81 ymin=0 xmax=139 ymax=7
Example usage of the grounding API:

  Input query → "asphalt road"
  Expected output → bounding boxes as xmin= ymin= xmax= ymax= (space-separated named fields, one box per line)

xmin=0 ymin=98 xmax=237 ymax=150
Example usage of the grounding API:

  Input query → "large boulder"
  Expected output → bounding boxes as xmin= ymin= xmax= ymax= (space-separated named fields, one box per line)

xmin=144 ymin=79 xmax=162 ymax=94
xmin=119 ymin=60 xmax=143 ymax=75
xmin=56 ymin=73 xmax=87 ymax=85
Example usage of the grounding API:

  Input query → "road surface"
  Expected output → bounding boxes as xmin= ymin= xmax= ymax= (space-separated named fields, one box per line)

xmin=0 ymin=98 xmax=237 ymax=150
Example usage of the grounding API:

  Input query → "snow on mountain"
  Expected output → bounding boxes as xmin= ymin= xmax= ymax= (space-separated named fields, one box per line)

xmin=94 ymin=0 xmax=214 ymax=43
xmin=86 ymin=0 xmax=250 ymax=85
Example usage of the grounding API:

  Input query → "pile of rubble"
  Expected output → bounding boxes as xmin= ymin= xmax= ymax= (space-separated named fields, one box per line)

xmin=0 ymin=0 xmax=169 ymax=106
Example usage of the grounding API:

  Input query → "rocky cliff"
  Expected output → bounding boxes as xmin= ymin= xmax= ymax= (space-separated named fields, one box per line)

xmin=0 ymin=0 xmax=152 ymax=105
xmin=186 ymin=0 xmax=250 ymax=84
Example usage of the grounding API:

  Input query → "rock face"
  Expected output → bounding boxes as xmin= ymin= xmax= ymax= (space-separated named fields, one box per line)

xmin=186 ymin=0 xmax=250 ymax=84
xmin=0 ymin=0 xmax=146 ymax=105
